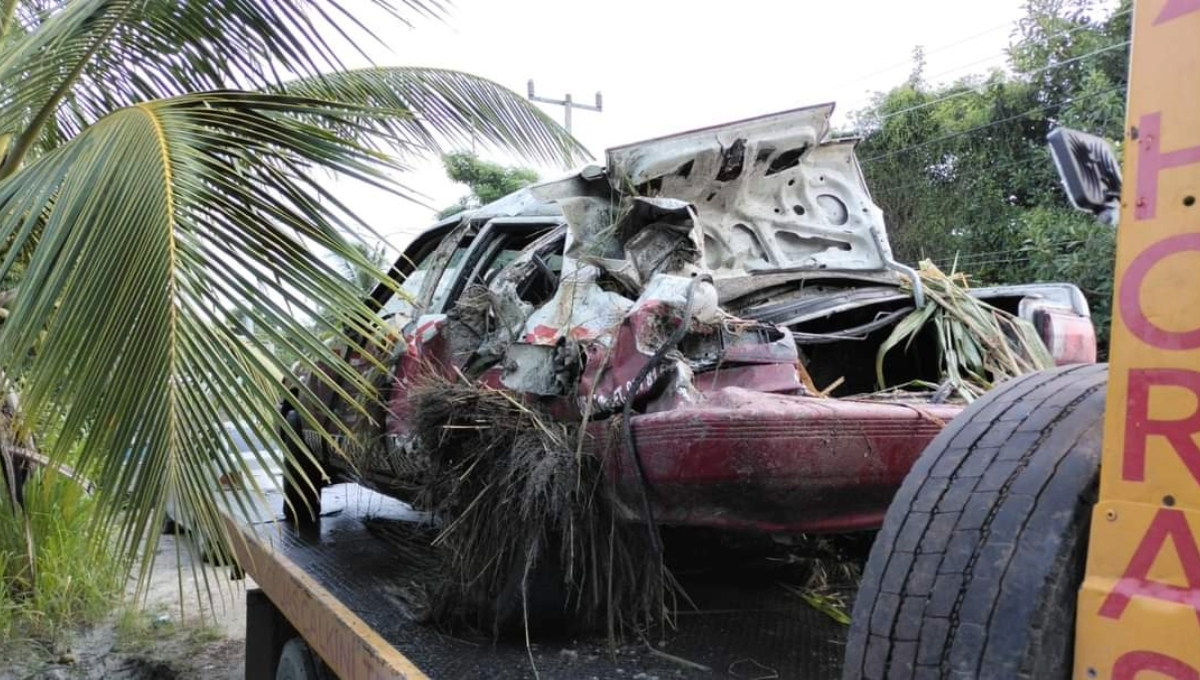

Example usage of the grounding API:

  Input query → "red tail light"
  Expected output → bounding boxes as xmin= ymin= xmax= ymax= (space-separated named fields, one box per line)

xmin=1033 ymin=307 xmax=1098 ymax=365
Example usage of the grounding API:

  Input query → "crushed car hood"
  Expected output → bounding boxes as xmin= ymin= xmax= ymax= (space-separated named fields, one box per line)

xmin=469 ymin=104 xmax=902 ymax=288
xmin=605 ymin=103 xmax=896 ymax=277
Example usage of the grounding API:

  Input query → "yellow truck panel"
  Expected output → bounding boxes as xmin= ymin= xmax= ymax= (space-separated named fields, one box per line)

xmin=1076 ymin=1 xmax=1200 ymax=677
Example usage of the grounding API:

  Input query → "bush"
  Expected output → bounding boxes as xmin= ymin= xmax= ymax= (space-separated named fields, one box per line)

xmin=1017 ymin=206 xmax=1116 ymax=358
xmin=0 ymin=470 xmax=122 ymax=647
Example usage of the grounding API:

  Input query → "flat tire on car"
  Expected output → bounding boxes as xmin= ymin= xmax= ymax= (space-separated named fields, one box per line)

xmin=842 ymin=363 xmax=1107 ymax=679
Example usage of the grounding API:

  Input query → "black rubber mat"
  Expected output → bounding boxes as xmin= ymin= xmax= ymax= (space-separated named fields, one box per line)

xmin=248 ymin=484 xmax=848 ymax=679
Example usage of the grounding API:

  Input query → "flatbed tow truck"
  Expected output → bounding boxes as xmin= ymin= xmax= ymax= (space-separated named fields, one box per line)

xmin=220 ymin=2 xmax=1200 ymax=678
xmin=221 ymin=483 xmax=849 ymax=679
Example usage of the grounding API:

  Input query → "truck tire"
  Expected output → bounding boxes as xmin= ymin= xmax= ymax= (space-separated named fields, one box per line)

xmin=842 ymin=363 xmax=1107 ymax=680
xmin=275 ymin=637 xmax=329 ymax=680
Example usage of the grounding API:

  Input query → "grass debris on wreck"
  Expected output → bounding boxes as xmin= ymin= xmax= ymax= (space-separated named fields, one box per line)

xmin=388 ymin=370 xmax=677 ymax=640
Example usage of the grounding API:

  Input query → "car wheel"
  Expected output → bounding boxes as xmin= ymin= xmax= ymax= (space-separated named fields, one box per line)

xmin=842 ymin=363 xmax=1107 ymax=680
xmin=275 ymin=637 xmax=329 ymax=680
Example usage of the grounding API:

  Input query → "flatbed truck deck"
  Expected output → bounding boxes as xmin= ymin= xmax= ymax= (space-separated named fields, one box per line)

xmin=223 ymin=483 xmax=849 ymax=679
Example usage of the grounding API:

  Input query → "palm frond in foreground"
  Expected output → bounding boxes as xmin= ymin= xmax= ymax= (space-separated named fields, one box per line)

xmin=0 ymin=0 xmax=585 ymax=596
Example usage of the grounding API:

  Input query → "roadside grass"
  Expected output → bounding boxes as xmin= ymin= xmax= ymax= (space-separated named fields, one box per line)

xmin=115 ymin=605 xmax=224 ymax=656
xmin=0 ymin=470 xmax=123 ymax=657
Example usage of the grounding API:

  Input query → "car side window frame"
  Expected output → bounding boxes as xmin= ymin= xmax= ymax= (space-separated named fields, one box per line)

xmin=436 ymin=218 xmax=563 ymax=314
xmin=411 ymin=219 xmax=475 ymax=317
xmin=376 ymin=217 xmax=566 ymax=332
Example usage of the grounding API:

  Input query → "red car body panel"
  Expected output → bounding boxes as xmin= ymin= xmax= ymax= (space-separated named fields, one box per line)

xmin=378 ymin=297 xmax=964 ymax=535
xmin=1041 ymin=308 xmax=1099 ymax=365
xmin=318 ymin=246 xmax=1098 ymax=538
xmin=595 ymin=389 xmax=959 ymax=534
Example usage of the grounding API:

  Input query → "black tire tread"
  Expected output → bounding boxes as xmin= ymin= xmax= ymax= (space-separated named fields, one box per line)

xmin=843 ymin=364 xmax=1107 ymax=680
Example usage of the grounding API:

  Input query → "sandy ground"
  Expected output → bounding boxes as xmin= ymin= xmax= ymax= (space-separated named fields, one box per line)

xmin=2 ymin=533 xmax=250 ymax=680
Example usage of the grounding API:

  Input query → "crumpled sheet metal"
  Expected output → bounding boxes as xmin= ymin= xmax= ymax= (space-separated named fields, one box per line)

xmin=606 ymin=103 xmax=893 ymax=276
xmin=517 ymin=264 xmax=633 ymax=347
xmin=512 ymin=194 xmax=712 ymax=354
xmin=502 ymin=190 xmax=729 ymax=396
xmin=617 ymin=198 xmax=706 ymax=285
xmin=457 ymin=281 xmax=532 ymax=363
xmin=497 ymin=105 xmax=901 ymax=398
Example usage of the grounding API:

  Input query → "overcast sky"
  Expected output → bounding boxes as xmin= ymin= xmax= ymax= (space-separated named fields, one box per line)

xmin=330 ymin=0 xmax=1044 ymax=256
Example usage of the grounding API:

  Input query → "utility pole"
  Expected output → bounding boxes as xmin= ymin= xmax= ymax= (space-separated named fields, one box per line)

xmin=527 ymin=80 xmax=602 ymax=134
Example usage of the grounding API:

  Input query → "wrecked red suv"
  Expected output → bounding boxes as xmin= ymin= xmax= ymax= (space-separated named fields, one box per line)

xmin=298 ymin=105 xmax=1096 ymax=538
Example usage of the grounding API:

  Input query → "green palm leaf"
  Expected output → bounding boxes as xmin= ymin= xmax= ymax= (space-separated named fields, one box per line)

xmin=0 ymin=93 xmax=577 ymax=599
xmin=280 ymin=67 xmax=590 ymax=164
xmin=0 ymin=93 xmax=399 ymax=578
xmin=875 ymin=262 xmax=1055 ymax=401
xmin=0 ymin=0 xmax=442 ymax=170
xmin=0 ymin=0 xmax=584 ymax=604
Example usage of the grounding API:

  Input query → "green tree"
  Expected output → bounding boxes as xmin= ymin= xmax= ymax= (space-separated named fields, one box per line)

xmin=852 ymin=0 xmax=1130 ymax=355
xmin=336 ymin=241 xmax=392 ymax=295
xmin=0 ymin=0 xmax=583 ymax=594
xmin=438 ymin=151 xmax=540 ymax=218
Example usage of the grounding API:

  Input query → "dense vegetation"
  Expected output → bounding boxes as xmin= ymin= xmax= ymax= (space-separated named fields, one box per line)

xmin=853 ymin=0 xmax=1130 ymax=355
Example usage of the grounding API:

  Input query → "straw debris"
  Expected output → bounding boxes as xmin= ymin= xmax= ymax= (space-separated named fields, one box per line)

xmin=397 ymin=370 xmax=673 ymax=639
xmin=877 ymin=261 xmax=1055 ymax=401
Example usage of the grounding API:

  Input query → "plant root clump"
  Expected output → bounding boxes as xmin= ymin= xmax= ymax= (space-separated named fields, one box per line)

xmin=400 ymin=372 xmax=675 ymax=640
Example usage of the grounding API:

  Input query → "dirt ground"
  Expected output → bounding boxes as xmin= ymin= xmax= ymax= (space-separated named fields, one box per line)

xmin=2 ymin=533 xmax=250 ymax=680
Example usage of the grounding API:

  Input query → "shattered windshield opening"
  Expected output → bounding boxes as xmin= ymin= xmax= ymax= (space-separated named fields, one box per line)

xmin=381 ymin=248 xmax=469 ymax=324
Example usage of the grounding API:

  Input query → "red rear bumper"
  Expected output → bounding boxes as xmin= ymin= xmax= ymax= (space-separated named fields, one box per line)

xmin=593 ymin=387 xmax=961 ymax=535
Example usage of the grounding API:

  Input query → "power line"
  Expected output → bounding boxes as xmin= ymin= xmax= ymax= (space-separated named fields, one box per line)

xmin=913 ymin=242 xmax=1091 ymax=272
xmin=837 ymin=19 xmax=1016 ymax=88
xmin=840 ymin=9 xmax=1131 ymax=270
xmin=868 ymin=39 xmax=1129 ymax=127
xmin=873 ymin=153 xmax=1046 ymax=196
xmin=870 ymin=96 xmax=1124 ymax=198
xmin=941 ymin=256 xmax=1027 ymax=269
xmin=912 ymin=8 xmax=1131 ymax=89
xmin=940 ymin=246 xmax=1049 ymax=262
xmin=826 ymin=7 xmax=1131 ymax=116
xmin=933 ymin=241 xmax=1086 ymax=265
xmin=873 ymin=133 xmax=1089 ymax=193
xmin=854 ymin=10 xmax=1130 ymax=211
xmin=862 ymin=84 xmax=1125 ymax=164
